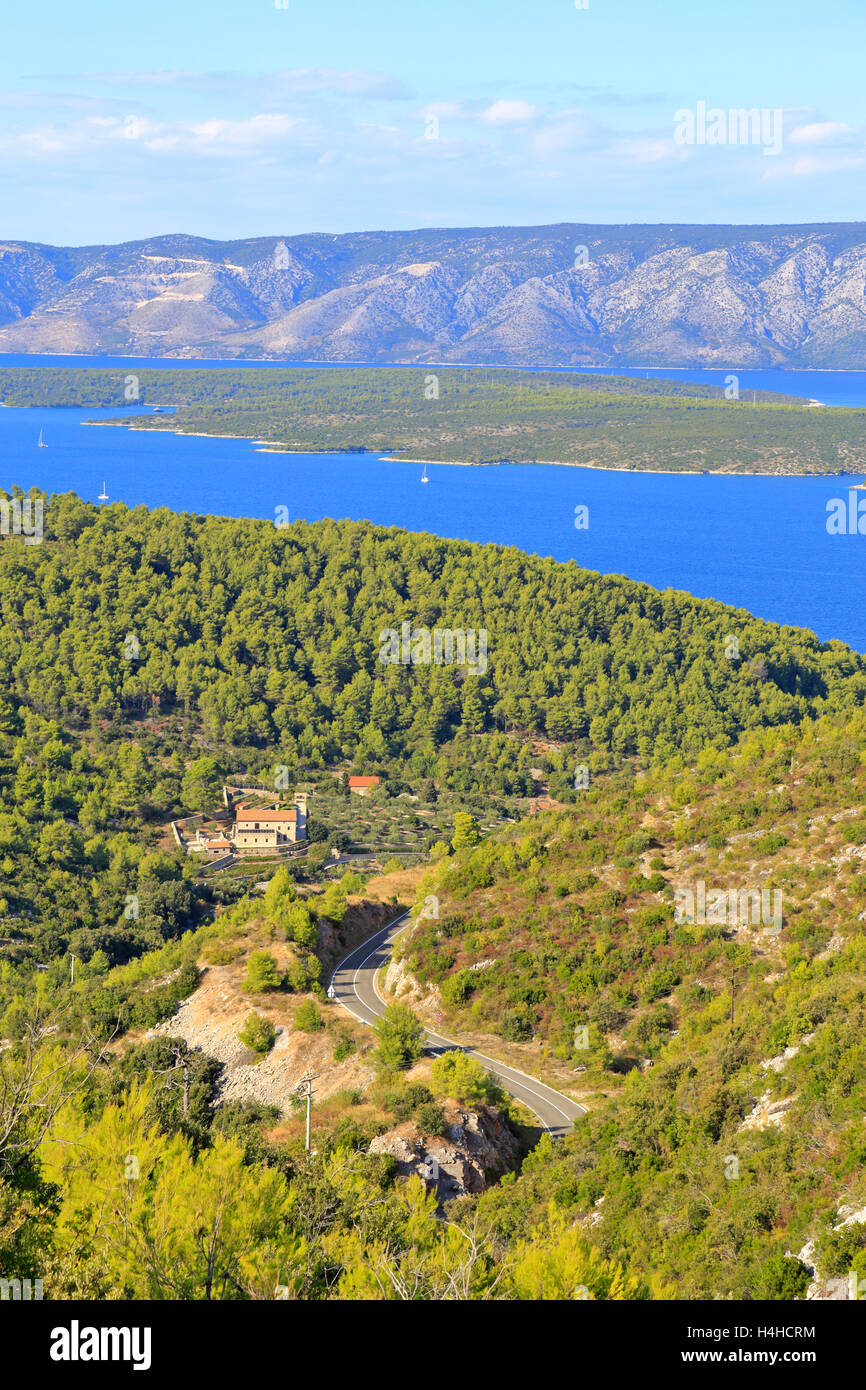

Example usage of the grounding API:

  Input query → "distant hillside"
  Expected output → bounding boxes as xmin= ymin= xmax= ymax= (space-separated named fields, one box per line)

xmin=4 ymin=223 xmax=866 ymax=366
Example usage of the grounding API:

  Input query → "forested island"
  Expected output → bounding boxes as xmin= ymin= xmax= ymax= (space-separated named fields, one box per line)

xmin=6 ymin=364 xmax=866 ymax=473
xmin=1 ymin=495 xmax=866 ymax=1301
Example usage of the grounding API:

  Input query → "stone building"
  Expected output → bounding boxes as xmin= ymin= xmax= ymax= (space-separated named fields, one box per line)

xmin=229 ymin=794 xmax=308 ymax=853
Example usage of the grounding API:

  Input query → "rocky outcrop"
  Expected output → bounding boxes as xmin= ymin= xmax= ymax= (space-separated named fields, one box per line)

xmin=382 ymin=954 xmax=443 ymax=1023
xmin=760 ymin=1032 xmax=815 ymax=1074
xmin=738 ymin=1090 xmax=797 ymax=1132
xmin=6 ymin=223 xmax=866 ymax=365
xmin=796 ymin=1204 xmax=866 ymax=1300
xmin=368 ymin=1100 xmax=520 ymax=1202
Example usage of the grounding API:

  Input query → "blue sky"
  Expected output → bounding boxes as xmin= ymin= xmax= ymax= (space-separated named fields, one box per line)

xmin=3 ymin=0 xmax=866 ymax=243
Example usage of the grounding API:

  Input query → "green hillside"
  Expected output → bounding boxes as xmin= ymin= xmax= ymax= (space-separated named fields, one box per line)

xmin=1 ymin=498 xmax=864 ymax=1301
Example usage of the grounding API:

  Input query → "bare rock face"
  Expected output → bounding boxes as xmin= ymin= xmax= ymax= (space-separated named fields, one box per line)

xmin=368 ymin=1100 xmax=520 ymax=1202
xmin=382 ymin=955 xmax=443 ymax=1025
xmin=797 ymin=1204 xmax=866 ymax=1300
xmin=6 ymin=224 xmax=866 ymax=365
xmin=738 ymin=1090 xmax=797 ymax=1132
xmin=149 ymin=961 xmax=374 ymax=1115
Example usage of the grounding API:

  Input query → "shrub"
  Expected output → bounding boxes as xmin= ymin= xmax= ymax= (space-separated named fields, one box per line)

xmin=239 ymin=1012 xmax=276 ymax=1057
xmin=285 ymin=952 xmax=320 ymax=992
xmin=439 ymin=915 xmax=465 ymax=938
xmin=752 ymin=1256 xmax=811 ymax=1300
xmin=415 ymin=1101 xmax=447 ymax=1135
xmin=373 ymin=1003 xmax=424 ymax=1073
xmin=294 ymin=1000 xmax=323 ymax=1032
xmin=383 ymin=1082 xmax=434 ymax=1121
xmin=500 ymin=1007 xmax=533 ymax=1042
xmin=203 ymin=941 xmax=242 ymax=966
xmin=755 ymin=832 xmax=789 ymax=856
xmin=815 ymin=1220 xmax=866 ymax=1278
xmin=441 ymin=971 xmax=475 ymax=1007
xmin=431 ymin=1050 xmax=505 ymax=1106
xmin=590 ymin=999 xmax=625 ymax=1033
xmin=243 ymin=950 xmax=282 ymax=993
xmin=643 ymin=967 xmax=680 ymax=1002
xmin=331 ymin=1027 xmax=356 ymax=1062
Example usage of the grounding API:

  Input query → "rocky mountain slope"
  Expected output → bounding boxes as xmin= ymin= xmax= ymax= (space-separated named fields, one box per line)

xmin=4 ymin=223 xmax=866 ymax=366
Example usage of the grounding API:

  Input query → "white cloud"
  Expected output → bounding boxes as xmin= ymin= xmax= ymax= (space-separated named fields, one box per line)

xmin=481 ymin=100 xmax=538 ymax=126
xmin=420 ymin=101 xmax=467 ymax=121
xmin=186 ymin=114 xmax=299 ymax=146
xmin=789 ymin=121 xmax=859 ymax=146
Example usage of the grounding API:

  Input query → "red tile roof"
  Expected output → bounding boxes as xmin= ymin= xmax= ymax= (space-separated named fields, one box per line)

xmin=236 ymin=807 xmax=297 ymax=822
xmin=348 ymin=775 xmax=380 ymax=788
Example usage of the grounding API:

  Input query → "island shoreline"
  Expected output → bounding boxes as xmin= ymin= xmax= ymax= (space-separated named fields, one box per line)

xmin=77 ymin=419 xmax=861 ymax=477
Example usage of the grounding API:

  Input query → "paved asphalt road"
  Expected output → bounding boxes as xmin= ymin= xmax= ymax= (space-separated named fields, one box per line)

xmin=329 ymin=912 xmax=586 ymax=1137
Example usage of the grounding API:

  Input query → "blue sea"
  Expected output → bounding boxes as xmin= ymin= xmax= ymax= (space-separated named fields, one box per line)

xmin=2 ymin=355 xmax=865 ymax=651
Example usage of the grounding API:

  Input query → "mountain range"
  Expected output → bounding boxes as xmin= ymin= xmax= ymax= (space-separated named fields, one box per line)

xmin=3 ymin=222 xmax=866 ymax=367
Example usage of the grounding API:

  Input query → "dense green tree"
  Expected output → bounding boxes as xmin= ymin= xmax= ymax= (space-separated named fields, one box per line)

xmin=242 ymin=952 xmax=282 ymax=994
xmin=373 ymin=1004 xmax=424 ymax=1073
xmin=452 ymin=813 xmax=481 ymax=852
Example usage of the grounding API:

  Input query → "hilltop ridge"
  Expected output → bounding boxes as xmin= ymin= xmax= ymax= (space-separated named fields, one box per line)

xmin=3 ymin=223 xmax=866 ymax=366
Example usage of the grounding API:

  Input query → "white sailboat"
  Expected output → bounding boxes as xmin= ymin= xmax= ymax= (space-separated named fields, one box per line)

xmin=421 ymin=464 xmax=429 ymax=483
xmin=37 ymin=429 xmax=46 ymax=448
xmin=97 ymin=482 xmax=109 ymax=501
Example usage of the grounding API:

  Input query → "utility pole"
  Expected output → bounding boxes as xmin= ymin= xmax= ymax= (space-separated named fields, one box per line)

xmin=294 ymin=1072 xmax=317 ymax=1152
xmin=730 ymin=964 xmax=736 ymax=1027
xmin=69 ymin=953 xmax=75 ymax=984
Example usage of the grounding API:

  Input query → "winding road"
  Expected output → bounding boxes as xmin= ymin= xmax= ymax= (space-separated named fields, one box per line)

xmin=329 ymin=912 xmax=586 ymax=1137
